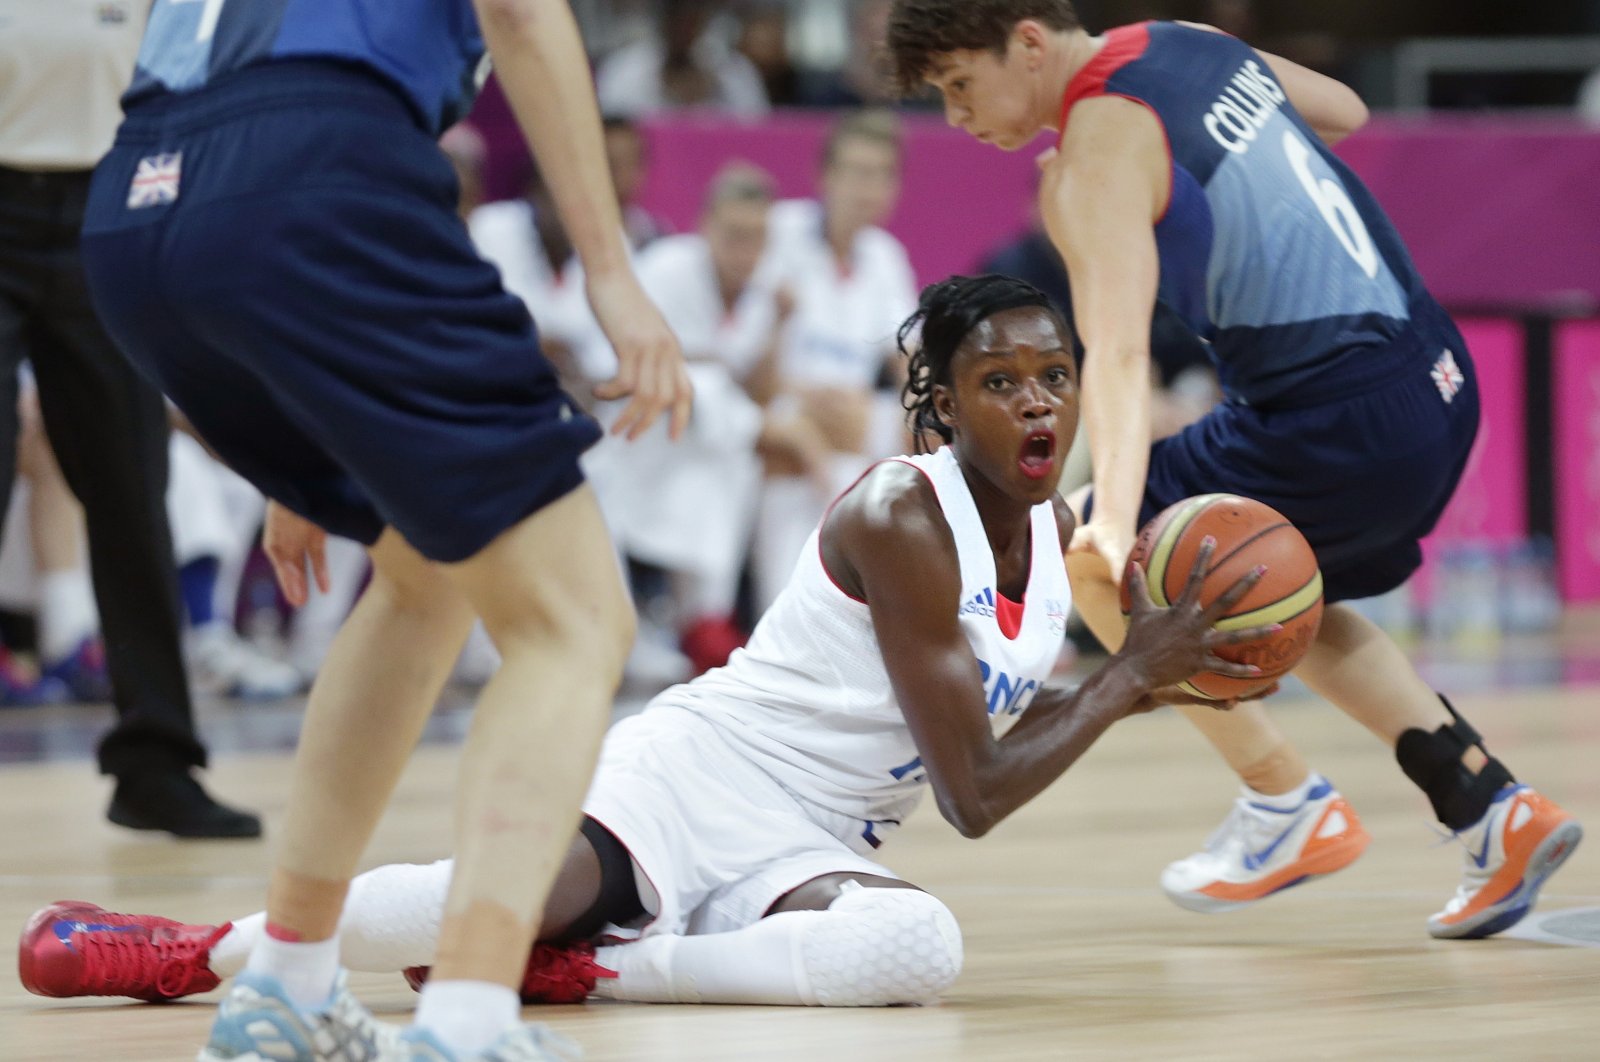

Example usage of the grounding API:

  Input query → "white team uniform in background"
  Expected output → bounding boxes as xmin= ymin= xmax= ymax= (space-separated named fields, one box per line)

xmin=582 ymin=234 xmax=775 ymax=620
xmin=583 ymin=446 xmax=1071 ymax=936
xmin=754 ymin=199 xmax=919 ymax=610
xmin=468 ymin=198 xmax=607 ymax=376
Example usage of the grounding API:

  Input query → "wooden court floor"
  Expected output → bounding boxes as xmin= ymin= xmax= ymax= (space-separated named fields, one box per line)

xmin=3 ymin=684 xmax=1597 ymax=1061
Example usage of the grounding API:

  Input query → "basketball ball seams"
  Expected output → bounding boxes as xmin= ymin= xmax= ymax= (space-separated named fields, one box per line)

xmin=1125 ymin=493 xmax=1324 ymax=702
xmin=1142 ymin=495 xmax=1218 ymax=607
xmin=1211 ymin=571 xmax=1324 ymax=631
xmin=1204 ymin=521 xmax=1291 ymax=578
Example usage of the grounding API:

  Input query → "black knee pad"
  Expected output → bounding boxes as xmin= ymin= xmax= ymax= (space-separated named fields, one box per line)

xmin=1395 ymin=695 xmax=1515 ymax=831
xmin=561 ymin=817 xmax=646 ymax=942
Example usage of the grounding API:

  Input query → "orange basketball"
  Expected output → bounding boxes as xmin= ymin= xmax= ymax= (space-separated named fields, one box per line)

xmin=1118 ymin=494 xmax=1323 ymax=700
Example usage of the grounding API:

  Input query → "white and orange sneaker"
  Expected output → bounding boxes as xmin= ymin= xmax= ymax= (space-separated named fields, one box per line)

xmin=1161 ymin=776 xmax=1370 ymax=913
xmin=1428 ymin=784 xmax=1582 ymax=939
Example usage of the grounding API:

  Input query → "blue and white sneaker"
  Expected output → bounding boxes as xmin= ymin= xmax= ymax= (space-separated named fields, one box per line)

xmin=1161 ymin=775 xmax=1371 ymax=912
xmin=196 ymin=969 xmax=404 ymax=1062
xmin=401 ymin=1024 xmax=581 ymax=1061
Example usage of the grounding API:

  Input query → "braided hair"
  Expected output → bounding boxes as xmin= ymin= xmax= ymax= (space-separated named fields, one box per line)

xmin=898 ymin=274 xmax=1062 ymax=452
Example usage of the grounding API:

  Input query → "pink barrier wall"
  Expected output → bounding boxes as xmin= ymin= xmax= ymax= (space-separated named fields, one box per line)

xmin=1411 ymin=319 xmax=1526 ymax=603
xmin=1555 ymin=321 xmax=1600 ymax=604
xmin=1422 ymin=319 xmax=1527 ymax=547
xmin=467 ymin=95 xmax=1600 ymax=306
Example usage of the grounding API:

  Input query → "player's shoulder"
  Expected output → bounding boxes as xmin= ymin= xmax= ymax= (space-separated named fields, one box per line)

xmin=829 ymin=459 xmax=949 ymax=546
xmin=824 ymin=459 xmax=959 ymax=596
xmin=1049 ymin=494 xmax=1077 ymax=553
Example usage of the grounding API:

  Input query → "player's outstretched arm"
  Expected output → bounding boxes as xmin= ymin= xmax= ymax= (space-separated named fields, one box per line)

xmin=474 ymin=0 xmax=692 ymax=438
xmin=1042 ymin=96 xmax=1164 ymax=585
xmin=829 ymin=466 xmax=1268 ymax=839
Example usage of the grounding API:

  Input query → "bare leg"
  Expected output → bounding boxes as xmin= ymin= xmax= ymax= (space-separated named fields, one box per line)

xmin=266 ymin=530 xmax=478 ymax=940
xmin=1295 ymin=604 xmax=1481 ymax=766
xmin=429 ymin=484 xmax=629 ymax=988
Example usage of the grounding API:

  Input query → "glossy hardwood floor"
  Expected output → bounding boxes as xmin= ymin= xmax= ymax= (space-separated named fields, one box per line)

xmin=3 ymin=682 xmax=1597 ymax=1061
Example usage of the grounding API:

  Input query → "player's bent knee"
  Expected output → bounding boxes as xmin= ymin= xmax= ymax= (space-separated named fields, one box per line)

xmin=802 ymin=888 xmax=963 ymax=1006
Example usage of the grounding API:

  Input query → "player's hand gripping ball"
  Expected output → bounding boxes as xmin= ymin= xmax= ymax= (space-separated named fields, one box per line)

xmin=1119 ymin=494 xmax=1323 ymax=700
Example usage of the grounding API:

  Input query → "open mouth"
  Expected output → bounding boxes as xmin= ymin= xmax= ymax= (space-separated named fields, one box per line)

xmin=1017 ymin=430 xmax=1056 ymax=480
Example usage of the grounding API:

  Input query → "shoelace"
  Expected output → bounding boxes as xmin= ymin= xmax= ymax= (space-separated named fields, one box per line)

xmin=520 ymin=944 xmax=615 ymax=1003
xmin=76 ymin=923 xmax=228 ymax=999
xmin=1201 ymin=799 xmax=1255 ymax=854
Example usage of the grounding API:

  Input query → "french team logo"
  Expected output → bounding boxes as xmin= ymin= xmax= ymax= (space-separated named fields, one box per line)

xmin=127 ymin=152 xmax=183 ymax=209
xmin=1431 ymin=349 xmax=1464 ymax=403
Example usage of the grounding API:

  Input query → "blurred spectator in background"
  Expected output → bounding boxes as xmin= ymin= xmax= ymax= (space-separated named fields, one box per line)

xmin=739 ymin=2 xmax=803 ymax=107
xmin=752 ymin=109 xmax=917 ymax=610
xmin=603 ymin=116 xmax=672 ymax=248
xmin=164 ymin=431 xmax=305 ymax=700
xmin=0 ymin=0 xmax=257 ymax=836
xmin=439 ymin=122 xmax=489 ymax=221
xmin=796 ymin=0 xmax=900 ymax=108
xmin=470 ymin=170 xmax=604 ymax=397
xmin=588 ymin=162 xmax=825 ymax=678
xmin=597 ymin=0 xmax=770 ymax=118
xmin=0 ymin=384 xmax=102 ymax=705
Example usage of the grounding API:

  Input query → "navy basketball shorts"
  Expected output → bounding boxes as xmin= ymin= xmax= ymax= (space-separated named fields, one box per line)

xmin=80 ymin=62 xmax=601 ymax=563
xmin=1104 ymin=313 xmax=1480 ymax=603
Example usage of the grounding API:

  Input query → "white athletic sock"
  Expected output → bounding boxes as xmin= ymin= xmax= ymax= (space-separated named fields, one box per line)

xmin=1246 ymin=771 xmax=1322 ymax=811
xmin=244 ymin=933 xmax=340 ymax=1010
xmin=214 ymin=860 xmax=453 ymax=978
xmin=210 ymin=913 xmax=261 ymax=977
xmin=38 ymin=569 xmax=97 ymax=665
xmin=592 ymin=911 xmax=823 ymax=1005
xmin=413 ymin=980 xmax=520 ymax=1056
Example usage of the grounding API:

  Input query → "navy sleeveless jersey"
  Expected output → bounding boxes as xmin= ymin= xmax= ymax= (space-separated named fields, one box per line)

xmin=128 ymin=0 xmax=485 ymax=134
xmin=1060 ymin=22 xmax=1429 ymax=404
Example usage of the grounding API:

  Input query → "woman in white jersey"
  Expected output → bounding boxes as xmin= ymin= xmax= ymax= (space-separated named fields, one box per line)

xmin=22 ymin=276 xmax=1272 ymax=1009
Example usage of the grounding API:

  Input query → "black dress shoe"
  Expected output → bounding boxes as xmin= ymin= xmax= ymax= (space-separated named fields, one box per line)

xmin=108 ymin=772 xmax=263 ymax=839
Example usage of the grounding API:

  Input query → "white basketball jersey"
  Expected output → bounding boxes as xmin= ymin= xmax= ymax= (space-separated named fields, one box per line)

xmin=659 ymin=446 xmax=1072 ymax=847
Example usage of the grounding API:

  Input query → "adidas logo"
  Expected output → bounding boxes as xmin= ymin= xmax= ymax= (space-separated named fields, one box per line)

xmin=960 ymin=588 xmax=997 ymax=619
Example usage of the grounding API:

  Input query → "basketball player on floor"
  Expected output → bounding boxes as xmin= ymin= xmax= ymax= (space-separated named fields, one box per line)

xmin=72 ymin=1 xmax=691 ymax=1059
xmin=22 ymin=276 xmax=1274 ymax=1009
xmin=884 ymin=1 xmax=1580 ymax=936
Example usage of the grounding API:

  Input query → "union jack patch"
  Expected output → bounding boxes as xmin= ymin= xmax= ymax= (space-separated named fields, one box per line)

xmin=126 ymin=152 xmax=182 ymax=209
xmin=1431 ymin=348 xmax=1464 ymax=403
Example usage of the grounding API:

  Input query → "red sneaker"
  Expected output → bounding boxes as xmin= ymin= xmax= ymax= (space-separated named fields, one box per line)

xmin=404 ymin=941 xmax=617 ymax=1004
xmin=18 ymin=901 xmax=227 ymax=1001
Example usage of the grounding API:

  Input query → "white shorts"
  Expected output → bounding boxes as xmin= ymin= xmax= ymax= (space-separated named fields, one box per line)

xmin=582 ymin=704 xmax=896 ymax=938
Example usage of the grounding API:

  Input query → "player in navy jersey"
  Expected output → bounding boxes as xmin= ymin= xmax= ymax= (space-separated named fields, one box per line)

xmin=886 ymin=1 xmax=1580 ymax=939
xmin=77 ymin=1 xmax=690 ymax=1059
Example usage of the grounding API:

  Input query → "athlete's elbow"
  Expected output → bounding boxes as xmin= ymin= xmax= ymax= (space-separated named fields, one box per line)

xmin=1323 ymin=92 xmax=1370 ymax=143
xmin=936 ymin=793 xmax=998 ymax=839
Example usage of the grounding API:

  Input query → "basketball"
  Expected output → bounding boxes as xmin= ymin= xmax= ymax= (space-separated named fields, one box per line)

xmin=1119 ymin=494 xmax=1324 ymax=700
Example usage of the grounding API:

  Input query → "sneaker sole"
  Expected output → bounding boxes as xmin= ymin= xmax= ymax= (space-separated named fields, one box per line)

xmin=1165 ymin=825 xmax=1372 ymax=914
xmin=1428 ymin=818 xmax=1583 ymax=940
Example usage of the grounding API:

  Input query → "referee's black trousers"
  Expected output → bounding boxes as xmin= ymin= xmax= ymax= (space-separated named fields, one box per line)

xmin=0 ymin=163 xmax=205 ymax=777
